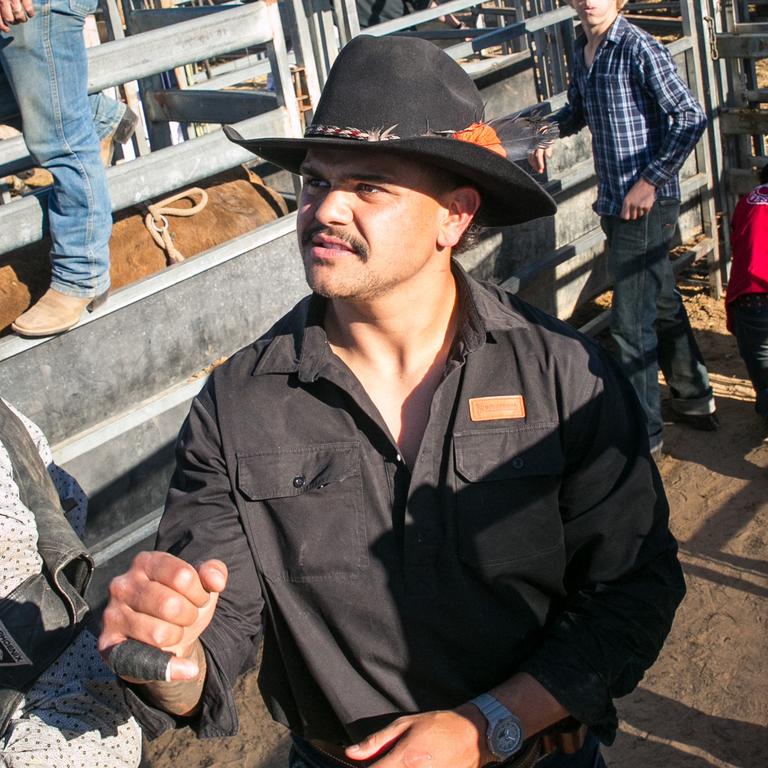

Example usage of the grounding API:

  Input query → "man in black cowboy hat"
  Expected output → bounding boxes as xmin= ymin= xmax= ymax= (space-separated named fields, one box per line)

xmin=99 ymin=35 xmax=684 ymax=768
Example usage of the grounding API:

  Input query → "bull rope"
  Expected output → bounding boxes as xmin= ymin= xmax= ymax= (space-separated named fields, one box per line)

xmin=144 ymin=188 xmax=209 ymax=264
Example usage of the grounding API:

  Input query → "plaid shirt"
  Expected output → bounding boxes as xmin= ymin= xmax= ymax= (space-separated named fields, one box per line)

xmin=554 ymin=14 xmax=706 ymax=217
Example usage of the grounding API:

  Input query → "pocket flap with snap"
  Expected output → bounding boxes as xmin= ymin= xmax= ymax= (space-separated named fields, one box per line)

xmin=237 ymin=443 xmax=359 ymax=501
xmin=454 ymin=426 xmax=564 ymax=482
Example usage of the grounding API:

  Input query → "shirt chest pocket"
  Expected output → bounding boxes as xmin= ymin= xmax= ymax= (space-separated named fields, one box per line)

xmin=590 ymin=73 xmax=635 ymax=120
xmin=236 ymin=442 xmax=367 ymax=582
xmin=453 ymin=427 xmax=565 ymax=570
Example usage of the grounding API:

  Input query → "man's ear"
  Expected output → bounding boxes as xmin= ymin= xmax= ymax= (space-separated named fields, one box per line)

xmin=437 ymin=186 xmax=482 ymax=249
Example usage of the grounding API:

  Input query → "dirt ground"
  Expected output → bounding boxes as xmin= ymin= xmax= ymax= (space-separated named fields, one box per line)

xmin=141 ymin=279 xmax=768 ymax=768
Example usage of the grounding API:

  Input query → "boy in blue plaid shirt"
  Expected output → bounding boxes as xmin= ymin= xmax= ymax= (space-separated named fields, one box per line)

xmin=530 ymin=0 xmax=718 ymax=455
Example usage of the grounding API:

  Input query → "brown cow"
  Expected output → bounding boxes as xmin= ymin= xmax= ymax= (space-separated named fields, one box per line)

xmin=0 ymin=165 xmax=289 ymax=334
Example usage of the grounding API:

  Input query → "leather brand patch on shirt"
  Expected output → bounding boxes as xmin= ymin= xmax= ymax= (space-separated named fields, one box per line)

xmin=468 ymin=395 xmax=526 ymax=421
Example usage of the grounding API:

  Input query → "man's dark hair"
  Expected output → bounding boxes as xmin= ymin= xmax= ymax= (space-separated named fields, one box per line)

xmin=760 ymin=164 xmax=768 ymax=185
xmin=454 ymin=217 xmax=486 ymax=255
xmin=428 ymin=164 xmax=486 ymax=255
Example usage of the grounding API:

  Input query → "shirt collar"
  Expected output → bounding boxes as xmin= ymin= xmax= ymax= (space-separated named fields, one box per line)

xmin=606 ymin=14 xmax=630 ymax=44
xmin=251 ymin=260 xmax=528 ymax=380
xmin=575 ymin=13 xmax=628 ymax=55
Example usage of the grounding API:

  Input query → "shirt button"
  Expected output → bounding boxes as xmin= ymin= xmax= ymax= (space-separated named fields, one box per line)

xmin=512 ymin=457 xmax=525 ymax=470
xmin=396 ymin=453 xmax=403 ymax=463
xmin=292 ymin=475 xmax=306 ymax=488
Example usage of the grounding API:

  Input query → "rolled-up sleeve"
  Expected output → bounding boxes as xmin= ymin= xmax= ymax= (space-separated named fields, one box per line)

xmin=518 ymin=348 xmax=685 ymax=743
xmin=125 ymin=378 xmax=264 ymax=739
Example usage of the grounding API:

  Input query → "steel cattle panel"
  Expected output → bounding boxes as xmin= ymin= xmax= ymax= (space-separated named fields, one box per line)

xmin=0 ymin=108 xmax=292 ymax=256
xmin=87 ymin=3 xmax=274 ymax=92
xmin=0 ymin=222 xmax=307 ymax=445
xmin=716 ymin=33 xmax=768 ymax=59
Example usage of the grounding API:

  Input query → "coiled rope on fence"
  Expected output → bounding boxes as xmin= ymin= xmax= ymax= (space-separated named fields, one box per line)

xmin=144 ymin=188 xmax=209 ymax=264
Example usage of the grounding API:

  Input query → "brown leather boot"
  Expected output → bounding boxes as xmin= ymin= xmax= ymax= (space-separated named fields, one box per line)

xmin=11 ymin=288 xmax=106 ymax=337
xmin=101 ymin=104 xmax=139 ymax=166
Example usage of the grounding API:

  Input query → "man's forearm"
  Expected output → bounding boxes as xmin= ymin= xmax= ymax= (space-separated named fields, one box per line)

xmin=490 ymin=672 xmax=569 ymax=736
xmin=133 ymin=639 xmax=207 ymax=717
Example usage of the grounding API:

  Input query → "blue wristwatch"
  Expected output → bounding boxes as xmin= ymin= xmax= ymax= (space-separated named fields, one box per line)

xmin=471 ymin=693 xmax=524 ymax=762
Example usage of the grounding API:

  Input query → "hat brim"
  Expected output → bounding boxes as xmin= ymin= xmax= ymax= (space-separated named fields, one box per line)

xmin=224 ymin=126 xmax=556 ymax=227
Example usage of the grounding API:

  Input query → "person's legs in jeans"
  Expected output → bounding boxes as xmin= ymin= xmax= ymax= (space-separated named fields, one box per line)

xmin=730 ymin=300 xmax=768 ymax=419
xmin=0 ymin=50 xmax=123 ymax=150
xmin=0 ymin=0 xmax=111 ymax=301
xmin=603 ymin=199 xmax=715 ymax=448
xmin=653 ymin=200 xmax=715 ymax=421
xmin=602 ymin=207 xmax=667 ymax=446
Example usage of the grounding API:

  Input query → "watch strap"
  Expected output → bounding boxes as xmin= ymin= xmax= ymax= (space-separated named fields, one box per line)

xmin=471 ymin=693 xmax=525 ymax=762
xmin=471 ymin=692 xmax=513 ymax=723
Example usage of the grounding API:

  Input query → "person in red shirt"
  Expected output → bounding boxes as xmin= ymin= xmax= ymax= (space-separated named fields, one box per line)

xmin=725 ymin=164 xmax=768 ymax=422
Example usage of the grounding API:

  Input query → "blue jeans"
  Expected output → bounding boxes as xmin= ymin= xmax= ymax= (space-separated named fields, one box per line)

xmin=601 ymin=198 xmax=714 ymax=443
xmin=729 ymin=298 xmax=768 ymax=418
xmin=0 ymin=0 xmax=114 ymax=297
xmin=0 ymin=62 xmax=122 ymax=140
xmin=290 ymin=732 xmax=607 ymax=768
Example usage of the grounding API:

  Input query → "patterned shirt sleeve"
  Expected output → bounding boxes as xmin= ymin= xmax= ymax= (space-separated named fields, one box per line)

xmin=553 ymin=76 xmax=587 ymax=139
xmin=635 ymin=35 xmax=706 ymax=188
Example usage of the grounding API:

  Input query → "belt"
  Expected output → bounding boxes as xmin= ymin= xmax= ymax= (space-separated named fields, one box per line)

xmin=299 ymin=738 xmax=381 ymax=768
xmin=307 ymin=740 xmax=362 ymax=766
xmin=733 ymin=292 xmax=768 ymax=309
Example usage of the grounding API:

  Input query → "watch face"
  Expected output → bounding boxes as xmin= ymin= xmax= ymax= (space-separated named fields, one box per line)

xmin=491 ymin=716 xmax=523 ymax=757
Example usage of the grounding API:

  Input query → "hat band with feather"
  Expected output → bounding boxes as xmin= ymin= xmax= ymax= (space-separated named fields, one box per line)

xmin=223 ymin=35 xmax=558 ymax=227
xmin=305 ymin=124 xmax=401 ymax=141
xmin=303 ymin=117 xmax=558 ymax=163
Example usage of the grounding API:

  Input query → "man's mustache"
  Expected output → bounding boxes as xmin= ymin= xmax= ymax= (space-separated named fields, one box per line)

xmin=301 ymin=226 xmax=369 ymax=261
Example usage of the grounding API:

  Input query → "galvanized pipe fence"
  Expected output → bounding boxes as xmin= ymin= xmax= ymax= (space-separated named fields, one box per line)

xmin=692 ymin=0 xmax=768 ymax=278
xmin=0 ymin=1 xmax=304 ymax=251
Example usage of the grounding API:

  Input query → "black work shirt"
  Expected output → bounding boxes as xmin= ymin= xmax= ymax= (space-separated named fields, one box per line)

xmin=126 ymin=265 xmax=684 ymax=746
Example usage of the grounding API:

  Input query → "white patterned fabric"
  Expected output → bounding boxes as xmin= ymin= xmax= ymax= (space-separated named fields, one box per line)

xmin=0 ymin=400 xmax=142 ymax=768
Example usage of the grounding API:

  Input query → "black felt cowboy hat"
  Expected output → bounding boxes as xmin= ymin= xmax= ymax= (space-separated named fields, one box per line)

xmin=224 ymin=35 xmax=556 ymax=226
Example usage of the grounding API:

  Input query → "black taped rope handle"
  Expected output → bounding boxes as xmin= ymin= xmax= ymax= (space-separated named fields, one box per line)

xmin=108 ymin=639 xmax=175 ymax=682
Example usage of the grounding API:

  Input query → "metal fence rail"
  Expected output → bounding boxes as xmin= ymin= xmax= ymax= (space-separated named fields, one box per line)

xmin=90 ymin=3 xmax=277 ymax=90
